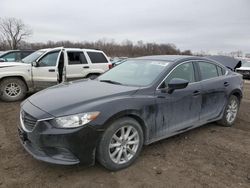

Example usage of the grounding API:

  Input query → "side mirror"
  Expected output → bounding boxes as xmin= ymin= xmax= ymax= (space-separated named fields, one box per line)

xmin=167 ymin=78 xmax=189 ymax=94
xmin=32 ymin=61 xmax=38 ymax=67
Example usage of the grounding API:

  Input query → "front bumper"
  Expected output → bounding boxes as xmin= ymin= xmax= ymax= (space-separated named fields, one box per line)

xmin=18 ymin=101 xmax=102 ymax=166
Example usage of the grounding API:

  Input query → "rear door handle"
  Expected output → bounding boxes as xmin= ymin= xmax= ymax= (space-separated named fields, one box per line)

xmin=48 ymin=69 xmax=55 ymax=72
xmin=193 ymin=90 xmax=201 ymax=96
xmin=224 ymin=82 xmax=230 ymax=87
xmin=83 ymin=66 xmax=89 ymax=69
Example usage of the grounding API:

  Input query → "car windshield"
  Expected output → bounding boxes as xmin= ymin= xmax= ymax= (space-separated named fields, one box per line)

xmin=22 ymin=50 xmax=45 ymax=64
xmin=242 ymin=61 xmax=250 ymax=67
xmin=98 ymin=60 xmax=170 ymax=86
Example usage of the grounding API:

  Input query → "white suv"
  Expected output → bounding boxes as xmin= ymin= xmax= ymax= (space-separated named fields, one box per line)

xmin=0 ymin=47 xmax=112 ymax=102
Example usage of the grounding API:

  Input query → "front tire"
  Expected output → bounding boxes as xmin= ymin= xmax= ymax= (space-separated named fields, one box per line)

xmin=218 ymin=95 xmax=239 ymax=127
xmin=97 ymin=117 xmax=144 ymax=171
xmin=0 ymin=78 xmax=27 ymax=102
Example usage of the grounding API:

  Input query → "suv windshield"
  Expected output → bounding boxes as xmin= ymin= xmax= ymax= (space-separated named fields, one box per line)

xmin=22 ymin=50 xmax=45 ymax=64
xmin=98 ymin=60 xmax=170 ymax=86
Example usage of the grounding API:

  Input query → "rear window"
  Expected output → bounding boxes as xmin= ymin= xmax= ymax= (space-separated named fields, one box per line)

xmin=198 ymin=62 xmax=219 ymax=80
xmin=217 ymin=66 xmax=226 ymax=76
xmin=67 ymin=52 xmax=88 ymax=65
xmin=87 ymin=52 xmax=108 ymax=63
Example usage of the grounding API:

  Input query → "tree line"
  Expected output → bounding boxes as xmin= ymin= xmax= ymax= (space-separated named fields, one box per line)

xmin=0 ymin=17 xmax=192 ymax=57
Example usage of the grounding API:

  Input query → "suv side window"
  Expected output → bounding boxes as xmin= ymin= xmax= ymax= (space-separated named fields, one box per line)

xmin=38 ymin=51 xmax=59 ymax=67
xmin=2 ymin=52 xmax=16 ymax=62
xmin=87 ymin=52 xmax=108 ymax=63
xmin=162 ymin=62 xmax=195 ymax=88
xmin=198 ymin=62 xmax=218 ymax=80
xmin=67 ymin=52 xmax=88 ymax=65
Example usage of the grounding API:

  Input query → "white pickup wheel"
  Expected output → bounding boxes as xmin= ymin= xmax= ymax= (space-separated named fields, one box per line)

xmin=0 ymin=78 xmax=27 ymax=102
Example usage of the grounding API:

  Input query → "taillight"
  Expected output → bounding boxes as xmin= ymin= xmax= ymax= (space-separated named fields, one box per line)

xmin=108 ymin=64 xmax=113 ymax=69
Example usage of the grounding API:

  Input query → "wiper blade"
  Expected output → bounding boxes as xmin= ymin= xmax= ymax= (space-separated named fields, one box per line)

xmin=100 ymin=80 xmax=122 ymax=85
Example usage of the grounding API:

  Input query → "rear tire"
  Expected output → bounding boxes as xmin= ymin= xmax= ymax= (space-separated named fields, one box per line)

xmin=97 ymin=117 xmax=144 ymax=171
xmin=218 ymin=95 xmax=239 ymax=127
xmin=0 ymin=78 xmax=27 ymax=102
xmin=87 ymin=74 xmax=99 ymax=80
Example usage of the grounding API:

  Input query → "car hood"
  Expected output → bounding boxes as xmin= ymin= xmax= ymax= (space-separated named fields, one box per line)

xmin=27 ymin=80 xmax=140 ymax=117
xmin=0 ymin=62 xmax=27 ymax=68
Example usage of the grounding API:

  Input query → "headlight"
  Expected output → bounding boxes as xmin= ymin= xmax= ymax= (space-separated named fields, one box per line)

xmin=53 ymin=112 xmax=100 ymax=128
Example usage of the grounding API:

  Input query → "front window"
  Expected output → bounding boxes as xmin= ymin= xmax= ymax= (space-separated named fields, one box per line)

xmin=22 ymin=50 xmax=45 ymax=64
xmin=38 ymin=51 xmax=60 ymax=67
xmin=161 ymin=62 xmax=195 ymax=88
xmin=98 ymin=60 xmax=170 ymax=86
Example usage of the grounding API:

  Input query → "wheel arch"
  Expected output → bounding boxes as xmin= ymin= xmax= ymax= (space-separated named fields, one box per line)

xmin=101 ymin=110 xmax=148 ymax=145
xmin=229 ymin=89 xmax=242 ymax=102
xmin=0 ymin=76 xmax=29 ymax=91
xmin=86 ymin=73 xmax=101 ymax=78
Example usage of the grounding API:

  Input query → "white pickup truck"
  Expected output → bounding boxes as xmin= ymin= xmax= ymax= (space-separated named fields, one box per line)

xmin=0 ymin=47 xmax=112 ymax=102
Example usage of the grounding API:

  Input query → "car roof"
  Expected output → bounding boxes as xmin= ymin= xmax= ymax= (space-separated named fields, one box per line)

xmin=37 ymin=47 xmax=104 ymax=53
xmin=136 ymin=55 xmax=206 ymax=62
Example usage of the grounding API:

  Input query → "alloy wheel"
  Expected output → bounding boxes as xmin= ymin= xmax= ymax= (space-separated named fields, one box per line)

xmin=4 ymin=83 xmax=21 ymax=97
xmin=109 ymin=125 xmax=140 ymax=164
xmin=226 ymin=98 xmax=238 ymax=124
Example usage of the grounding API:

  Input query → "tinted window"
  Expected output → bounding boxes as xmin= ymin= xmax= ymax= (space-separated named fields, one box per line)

xmin=38 ymin=51 xmax=59 ymax=67
xmin=21 ymin=52 xmax=33 ymax=59
xmin=67 ymin=52 xmax=87 ymax=65
xmin=163 ymin=62 xmax=195 ymax=87
xmin=87 ymin=52 xmax=108 ymax=63
xmin=198 ymin=62 xmax=218 ymax=80
xmin=2 ymin=52 xmax=16 ymax=61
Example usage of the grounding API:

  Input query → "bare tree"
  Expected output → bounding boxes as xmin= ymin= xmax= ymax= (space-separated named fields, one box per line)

xmin=0 ymin=17 xmax=32 ymax=50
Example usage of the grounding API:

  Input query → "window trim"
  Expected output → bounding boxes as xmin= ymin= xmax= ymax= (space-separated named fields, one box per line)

xmin=156 ymin=60 xmax=228 ymax=90
xmin=196 ymin=60 xmax=228 ymax=82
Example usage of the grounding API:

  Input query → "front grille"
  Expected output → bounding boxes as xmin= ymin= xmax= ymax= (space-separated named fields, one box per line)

xmin=21 ymin=110 xmax=37 ymax=132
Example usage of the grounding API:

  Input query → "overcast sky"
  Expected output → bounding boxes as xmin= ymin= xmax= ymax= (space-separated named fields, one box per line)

xmin=2 ymin=0 xmax=250 ymax=53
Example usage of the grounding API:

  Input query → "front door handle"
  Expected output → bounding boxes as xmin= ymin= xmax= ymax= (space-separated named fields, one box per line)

xmin=83 ymin=66 xmax=89 ymax=69
xmin=48 ymin=69 xmax=55 ymax=72
xmin=224 ymin=82 xmax=230 ymax=87
xmin=193 ymin=90 xmax=201 ymax=96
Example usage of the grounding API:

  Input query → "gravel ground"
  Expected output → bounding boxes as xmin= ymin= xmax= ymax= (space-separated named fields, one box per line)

xmin=0 ymin=81 xmax=250 ymax=188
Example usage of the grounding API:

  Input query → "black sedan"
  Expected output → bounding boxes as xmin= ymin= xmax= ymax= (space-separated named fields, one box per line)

xmin=18 ymin=55 xmax=243 ymax=171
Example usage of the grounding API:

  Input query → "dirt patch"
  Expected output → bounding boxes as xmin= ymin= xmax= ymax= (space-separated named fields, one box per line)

xmin=0 ymin=83 xmax=250 ymax=188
